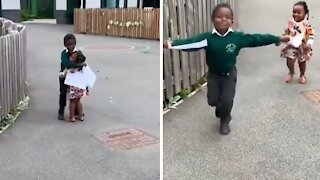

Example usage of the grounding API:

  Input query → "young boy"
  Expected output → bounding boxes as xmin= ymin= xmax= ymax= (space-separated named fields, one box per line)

xmin=163 ymin=3 xmax=290 ymax=135
xmin=58 ymin=34 xmax=86 ymax=120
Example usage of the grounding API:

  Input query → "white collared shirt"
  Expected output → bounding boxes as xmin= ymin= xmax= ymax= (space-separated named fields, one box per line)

xmin=64 ymin=47 xmax=79 ymax=53
xmin=212 ymin=27 xmax=234 ymax=37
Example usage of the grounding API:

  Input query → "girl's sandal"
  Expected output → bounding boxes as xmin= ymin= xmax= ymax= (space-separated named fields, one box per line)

xmin=285 ymin=74 xmax=294 ymax=83
xmin=75 ymin=115 xmax=84 ymax=121
xmin=299 ymin=76 xmax=307 ymax=84
xmin=68 ymin=117 xmax=76 ymax=122
xmin=78 ymin=116 xmax=85 ymax=121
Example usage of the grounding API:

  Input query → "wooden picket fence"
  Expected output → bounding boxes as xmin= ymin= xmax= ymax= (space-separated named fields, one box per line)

xmin=74 ymin=8 xmax=160 ymax=40
xmin=0 ymin=19 xmax=27 ymax=120
xmin=163 ymin=0 xmax=237 ymax=104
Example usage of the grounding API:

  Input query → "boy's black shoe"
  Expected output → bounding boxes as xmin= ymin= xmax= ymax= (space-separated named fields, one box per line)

xmin=58 ymin=108 xmax=64 ymax=120
xmin=220 ymin=123 xmax=230 ymax=135
xmin=219 ymin=115 xmax=232 ymax=135
xmin=58 ymin=114 xmax=64 ymax=120
xmin=215 ymin=108 xmax=221 ymax=118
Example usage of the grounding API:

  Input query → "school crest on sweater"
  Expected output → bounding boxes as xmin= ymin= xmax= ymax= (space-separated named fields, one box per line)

xmin=226 ymin=43 xmax=236 ymax=53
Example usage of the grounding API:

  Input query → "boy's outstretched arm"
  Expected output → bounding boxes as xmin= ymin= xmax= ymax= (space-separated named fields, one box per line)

xmin=163 ymin=33 xmax=209 ymax=51
xmin=240 ymin=32 xmax=290 ymax=48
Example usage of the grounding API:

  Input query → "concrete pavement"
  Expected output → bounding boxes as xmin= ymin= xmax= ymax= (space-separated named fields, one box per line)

xmin=164 ymin=0 xmax=320 ymax=179
xmin=0 ymin=24 xmax=160 ymax=180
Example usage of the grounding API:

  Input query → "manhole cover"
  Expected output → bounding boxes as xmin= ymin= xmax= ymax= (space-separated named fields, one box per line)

xmin=95 ymin=128 xmax=159 ymax=150
xmin=301 ymin=90 xmax=320 ymax=105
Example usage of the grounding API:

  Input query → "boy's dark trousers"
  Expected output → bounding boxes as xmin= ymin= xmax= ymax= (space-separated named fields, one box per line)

xmin=59 ymin=77 xmax=79 ymax=117
xmin=207 ymin=67 xmax=237 ymax=124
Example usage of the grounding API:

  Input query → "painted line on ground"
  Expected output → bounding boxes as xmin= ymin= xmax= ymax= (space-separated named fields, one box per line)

xmin=80 ymin=43 xmax=151 ymax=54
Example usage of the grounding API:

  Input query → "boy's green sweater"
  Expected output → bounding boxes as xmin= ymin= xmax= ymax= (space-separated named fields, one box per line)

xmin=172 ymin=31 xmax=280 ymax=74
xmin=60 ymin=50 xmax=79 ymax=72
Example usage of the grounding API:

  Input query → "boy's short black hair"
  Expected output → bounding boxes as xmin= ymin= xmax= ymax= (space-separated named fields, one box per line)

xmin=211 ymin=3 xmax=234 ymax=20
xmin=63 ymin=33 xmax=77 ymax=46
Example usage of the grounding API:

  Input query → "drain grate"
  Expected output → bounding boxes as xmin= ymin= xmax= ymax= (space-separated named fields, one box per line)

xmin=95 ymin=128 xmax=159 ymax=150
xmin=301 ymin=89 xmax=320 ymax=105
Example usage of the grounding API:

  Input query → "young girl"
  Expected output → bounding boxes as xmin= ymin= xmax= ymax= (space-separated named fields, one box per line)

xmin=281 ymin=1 xmax=315 ymax=84
xmin=67 ymin=51 xmax=87 ymax=122
xmin=163 ymin=3 xmax=290 ymax=135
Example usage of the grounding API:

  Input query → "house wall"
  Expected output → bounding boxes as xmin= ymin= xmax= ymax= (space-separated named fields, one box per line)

xmin=55 ymin=0 xmax=67 ymax=24
xmin=1 ymin=0 xmax=21 ymax=22
xmin=127 ymin=0 xmax=138 ymax=7
xmin=86 ymin=0 xmax=100 ymax=8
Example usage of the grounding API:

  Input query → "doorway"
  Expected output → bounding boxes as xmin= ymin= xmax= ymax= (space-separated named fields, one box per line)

xmin=28 ymin=0 xmax=54 ymax=18
xmin=66 ymin=0 xmax=81 ymax=24
xmin=142 ymin=0 xmax=159 ymax=8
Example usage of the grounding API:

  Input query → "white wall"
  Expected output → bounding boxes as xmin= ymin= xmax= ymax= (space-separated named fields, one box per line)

xmin=118 ymin=0 xmax=139 ymax=8
xmin=119 ymin=0 xmax=125 ymax=8
xmin=86 ymin=0 xmax=101 ymax=8
xmin=1 ymin=0 xmax=20 ymax=9
xmin=56 ymin=0 xmax=66 ymax=10
xmin=127 ymin=0 xmax=138 ymax=7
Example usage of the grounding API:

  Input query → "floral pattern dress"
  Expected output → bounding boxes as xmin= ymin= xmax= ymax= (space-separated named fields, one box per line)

xmin=68 ymin=85 xmax=85 ymax=100
xmin=280 ymin=18 xmax=315 ymax=62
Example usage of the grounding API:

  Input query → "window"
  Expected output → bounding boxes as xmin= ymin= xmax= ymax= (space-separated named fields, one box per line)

xmin=101 ymin=0 xmax=119 ymax=8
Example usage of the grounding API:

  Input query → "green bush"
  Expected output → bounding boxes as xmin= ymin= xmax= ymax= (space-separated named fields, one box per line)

xmin=21 ymin=9 xmax=30 ymax=21
xmin=179 ymin=89 xmax=189 ymax=100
